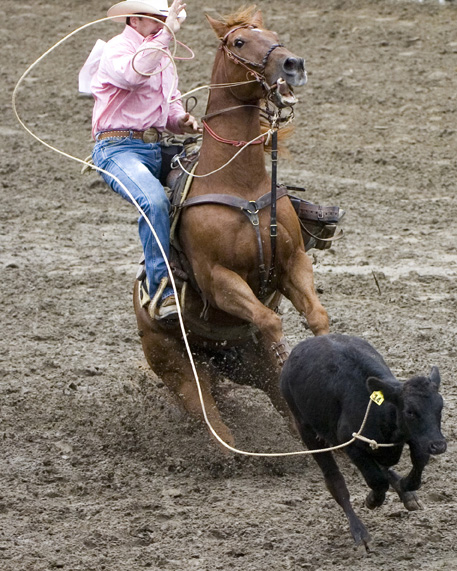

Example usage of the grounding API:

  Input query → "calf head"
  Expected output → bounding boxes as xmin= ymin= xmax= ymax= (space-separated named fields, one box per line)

xmin=367 ymin=366 xmax=446 ymax=456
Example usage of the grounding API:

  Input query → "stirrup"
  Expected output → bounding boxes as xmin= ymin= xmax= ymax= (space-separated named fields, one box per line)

xmin=147 ymin=277 xmax=169 ymax=319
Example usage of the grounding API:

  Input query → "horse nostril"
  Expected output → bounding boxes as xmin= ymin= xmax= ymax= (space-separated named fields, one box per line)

xmin=283 ymin=57 xmax=305 ymax=74
xmin=429 ymin=440 xmax=447 ymax=455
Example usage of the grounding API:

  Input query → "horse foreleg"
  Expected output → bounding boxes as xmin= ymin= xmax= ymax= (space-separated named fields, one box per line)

xmin=209 ymin=266 xmax=288 ymax=363
xmin=280 ymin=249 xmax=329 ymax=335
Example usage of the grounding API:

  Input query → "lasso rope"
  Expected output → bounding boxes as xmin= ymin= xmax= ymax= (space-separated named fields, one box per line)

xmin=11 ymin=16 xmax=393 ymax=457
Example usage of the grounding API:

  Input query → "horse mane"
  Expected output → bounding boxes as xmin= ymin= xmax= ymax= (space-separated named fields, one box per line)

xmin=220 ymin=4 xmax=260 ymax=28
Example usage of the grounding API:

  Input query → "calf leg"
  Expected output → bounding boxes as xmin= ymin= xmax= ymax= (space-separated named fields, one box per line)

xmin=403 ymin=444 xmax=430 ymax=492
xmin=298 ymin=425 xmax=371 ymax=548
xmin=387 ymin=469 xmax=422 ymax=511
xmin=386 ymin=445 xmax=429 ymax=511
xmin=345 ymin=446 xmax=390 ymax=509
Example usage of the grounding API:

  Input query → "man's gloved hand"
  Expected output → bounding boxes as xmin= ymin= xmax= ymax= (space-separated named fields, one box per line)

xmin=166 ymin=0 xmax=187 ymax=34
xmin=178 ymin=112 xmax=202 ymax=134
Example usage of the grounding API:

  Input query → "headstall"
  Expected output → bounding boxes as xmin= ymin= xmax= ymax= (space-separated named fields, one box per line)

xmin=220 ymin=25 xmax=284 ymax=89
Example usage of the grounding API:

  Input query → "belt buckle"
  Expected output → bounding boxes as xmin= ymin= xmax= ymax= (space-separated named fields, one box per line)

xmin=143 ymin=128 xmax=159 ymax=143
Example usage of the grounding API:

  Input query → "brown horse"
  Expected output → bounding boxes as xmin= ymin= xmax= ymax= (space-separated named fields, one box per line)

xmin=133 ymin=6 xmax=330 ymax=449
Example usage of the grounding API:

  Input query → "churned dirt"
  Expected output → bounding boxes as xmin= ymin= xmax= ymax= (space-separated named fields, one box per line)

xmin=1 ymin=0 xmax=457 ymax=569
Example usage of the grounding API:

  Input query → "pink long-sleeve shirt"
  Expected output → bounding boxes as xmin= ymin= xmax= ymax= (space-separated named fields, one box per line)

xmin=91 ymin=25 xmax=186 ymax=139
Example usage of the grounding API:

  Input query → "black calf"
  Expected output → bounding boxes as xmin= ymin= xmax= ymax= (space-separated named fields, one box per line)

xmin=280 ymin=334 xmax=446 ymax=548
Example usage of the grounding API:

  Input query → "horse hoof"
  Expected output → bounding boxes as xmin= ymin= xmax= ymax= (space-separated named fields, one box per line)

xmin=208 ymin=423 xmax=236 ymax=455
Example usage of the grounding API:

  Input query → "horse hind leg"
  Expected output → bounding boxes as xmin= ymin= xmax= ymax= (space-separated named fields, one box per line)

xmin=143 ymin=330 xmax=235 ymax=452
xmin=134 ymin=285 xmax=235 ymax=452
xmin=223 ymin=339 xmax=297 ymax=435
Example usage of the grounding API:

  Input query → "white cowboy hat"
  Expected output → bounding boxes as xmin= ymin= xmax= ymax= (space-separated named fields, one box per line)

xmin=107 ymin=0 xmax=186 ymax=23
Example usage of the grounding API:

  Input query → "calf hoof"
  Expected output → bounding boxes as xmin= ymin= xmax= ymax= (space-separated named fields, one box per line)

xmin=402 ymin=491 xmax=423 ymax=511
xmin=349 ymin=519 xmax=372 ymax=551
xmin=365 ymin=490 xmax=385 ymax=510
xmin=388 ymin=471 xmax=423 ymax=511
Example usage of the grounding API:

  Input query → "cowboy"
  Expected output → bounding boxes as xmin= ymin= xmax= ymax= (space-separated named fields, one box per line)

xmin=90 ymin=0 xmax=200 ymax=319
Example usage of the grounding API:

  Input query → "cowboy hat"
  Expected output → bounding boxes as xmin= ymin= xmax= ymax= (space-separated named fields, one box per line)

xmin=107 ymin=0 xmax=186 ymax=23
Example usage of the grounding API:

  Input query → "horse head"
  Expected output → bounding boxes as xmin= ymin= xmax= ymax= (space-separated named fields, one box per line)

xmin=206 ymin=6 xmax=306 ymax=108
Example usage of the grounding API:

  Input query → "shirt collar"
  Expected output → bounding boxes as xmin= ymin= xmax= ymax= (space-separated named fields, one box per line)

xmin=122 ymin=24 xmax=144 ymax=44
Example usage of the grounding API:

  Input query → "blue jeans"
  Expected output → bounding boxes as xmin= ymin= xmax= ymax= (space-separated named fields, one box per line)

xmin=92 ymin=135 xmax=173 ymax=300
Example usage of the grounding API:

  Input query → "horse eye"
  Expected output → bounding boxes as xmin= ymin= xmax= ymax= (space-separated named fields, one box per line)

xmin=234 ymin=39 xmax=245 ymax=48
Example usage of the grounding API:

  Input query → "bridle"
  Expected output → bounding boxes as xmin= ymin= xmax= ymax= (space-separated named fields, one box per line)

xmin=219 ymin=25 xmax=285 ymax=93
xmin=202 ymin=24 xmax=290 ymax=147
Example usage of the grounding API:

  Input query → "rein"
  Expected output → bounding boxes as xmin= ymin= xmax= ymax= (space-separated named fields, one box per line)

xmin=202 ymin=119 xmax=265 ymax=147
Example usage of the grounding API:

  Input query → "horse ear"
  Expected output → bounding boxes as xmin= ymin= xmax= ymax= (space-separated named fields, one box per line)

xmin=251 ymin=9 xmax=264 ymax=28
xmin=205 ymin=14 xmax=228 ymax=39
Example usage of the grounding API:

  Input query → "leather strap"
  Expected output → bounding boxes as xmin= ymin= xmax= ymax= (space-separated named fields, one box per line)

xmin=180 ymin=185 xmax=289 ymax=212
xmin=96 ymin=128 xmax=161 ymax=143
xmin=290 ymin=198 xmax=341 ymax=223
xmin=181 ymin=186 xmax=289 ymax=297
xmin=97 ymin=130 xmax=144 ymax=140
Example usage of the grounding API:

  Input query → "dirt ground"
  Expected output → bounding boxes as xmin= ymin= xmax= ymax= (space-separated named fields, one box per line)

xmin=1 ymin=0 xmax=457 ymax=569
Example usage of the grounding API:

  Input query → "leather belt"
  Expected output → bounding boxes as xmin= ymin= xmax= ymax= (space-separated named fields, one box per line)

xmin=97 ymin=128 xmax=161 ymax=143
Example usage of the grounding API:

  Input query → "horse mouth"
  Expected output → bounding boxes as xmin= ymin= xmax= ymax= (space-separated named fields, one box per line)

xmin=271 ymin=78 xmax=298 ymax=108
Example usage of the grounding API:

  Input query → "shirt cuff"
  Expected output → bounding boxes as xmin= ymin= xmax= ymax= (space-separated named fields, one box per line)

xmin=145 ymin=28 xmax=172 ymax=48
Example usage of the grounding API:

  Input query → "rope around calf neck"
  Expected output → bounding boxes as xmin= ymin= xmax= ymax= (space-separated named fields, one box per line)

xmin=12 ymin=17 xmax=396 ymax=458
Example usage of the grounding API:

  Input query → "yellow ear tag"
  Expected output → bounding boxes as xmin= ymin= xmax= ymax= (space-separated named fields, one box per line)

xmin=370 ymin=391 xmax=385 ymax=406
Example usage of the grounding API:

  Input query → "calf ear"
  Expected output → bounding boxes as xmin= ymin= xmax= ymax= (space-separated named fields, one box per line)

xmin=366 ymin=376 xmax=402 ymax=404
xmin=429 ymin=366 xmax=441 ymax=390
